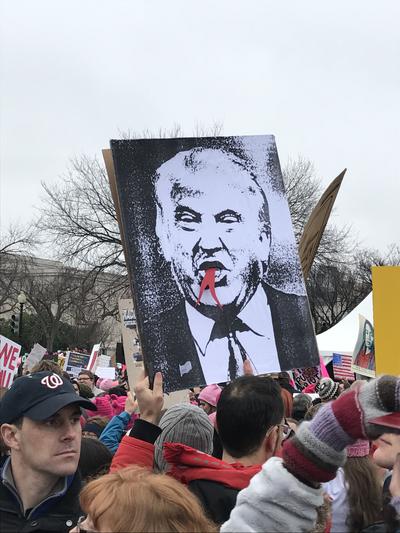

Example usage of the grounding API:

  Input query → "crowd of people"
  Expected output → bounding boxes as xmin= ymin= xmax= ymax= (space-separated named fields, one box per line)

xmin=1 ymin=359 xmax=400 ymax=532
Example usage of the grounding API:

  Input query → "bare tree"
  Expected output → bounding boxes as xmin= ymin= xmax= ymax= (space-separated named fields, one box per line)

xmin=0 ymin=252 xmax=122 ymax=350
xmin=38 ymin=156 xmax=123 ymax=273
xmin=307 ymin=264 xmax=370 ymax=334
xmin=0 ymin=225 xmax=36 ymax=314
xmin=355 ymin=244 xmax=400 ymax=285
xmin=119 ymin=121 xmax=223 ymax=141
xmin=0 ymin=223 xmax=35 ymax=256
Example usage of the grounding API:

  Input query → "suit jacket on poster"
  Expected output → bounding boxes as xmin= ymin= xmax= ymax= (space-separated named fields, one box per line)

xmin=140 ymin=282 xmax=318 ymax=392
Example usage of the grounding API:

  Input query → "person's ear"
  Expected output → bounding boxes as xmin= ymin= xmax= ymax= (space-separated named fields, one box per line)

xmin=1 ymin=423 xmax=22 ymax=451
xmin=264 ymin=425 xmax=281 ymax=457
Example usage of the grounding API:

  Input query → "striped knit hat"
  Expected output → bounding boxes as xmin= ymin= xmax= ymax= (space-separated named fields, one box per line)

xmin=154 ymin=404 xmax=213 ymax=472
xmin=318 ymin=378 xmax=340 ymax=401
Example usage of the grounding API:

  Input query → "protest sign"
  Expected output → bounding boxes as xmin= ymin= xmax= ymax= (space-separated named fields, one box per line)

xmin=0 ymin=335 xmax=21 ymax=388
xmin=24 ymin=343 xmax=47 ymax=371
xmin=372 ymin=266 xmax=400 ymax=375
xmin=351 ymin=315 xmax=376 ymax=378
xmin=88 ymin=343 xmax=101 ymax=372
xmin=118 ymin=298 xmax=143 ymax=390
xmin=293 ymin=366 xmax=321 ymax=391
xmin=95 ymin=354 xmax=111 ymax=369
xmin=63 ymin=351 xmax=91 ymax=378
xmin=110 ymin=135 xmax=318 ymax=392
xmin=96 ymin=366 xmax=116 ymax=380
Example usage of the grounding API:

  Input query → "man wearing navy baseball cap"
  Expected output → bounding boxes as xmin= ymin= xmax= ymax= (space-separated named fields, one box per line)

xmin=0 ymin=371 xmax=96 ymax=532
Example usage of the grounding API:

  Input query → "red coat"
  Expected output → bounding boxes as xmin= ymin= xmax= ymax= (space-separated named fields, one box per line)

xmin=111 ymin=435 xmax=261 ymax=488
xmin=110 ymin=434 xmax=154 ymax=471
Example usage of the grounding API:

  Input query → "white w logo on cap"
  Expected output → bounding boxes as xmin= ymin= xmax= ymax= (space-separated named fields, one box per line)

xmin=41 ymin=374 xmax=63 ymax=389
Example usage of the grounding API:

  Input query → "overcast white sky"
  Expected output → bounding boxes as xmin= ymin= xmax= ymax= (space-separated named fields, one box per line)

xmin=1 ymin=0 xmax=399 ymax=254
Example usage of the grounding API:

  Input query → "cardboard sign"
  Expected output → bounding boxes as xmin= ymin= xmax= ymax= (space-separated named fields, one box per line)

xmin=351 ymin=315 xmax=376 ymax=378
xmin=0 ymin=335 xmax=22 ymax=388
xmin=24 ymin=343 xmax=47 ymax=371
xmin=372 ymin=266 xmax=400 ymax=376
xmin=299 ymin=170 xmax=345 ymax=278
xmin=110 ymin=135 xmax=318 ymax=392
xmin=63 ymin=351 xmax=91 ymax=378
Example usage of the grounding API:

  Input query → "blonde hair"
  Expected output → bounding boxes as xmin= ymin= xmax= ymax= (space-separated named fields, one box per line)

xmin=80 ymin=466 xmax=217 ymax=532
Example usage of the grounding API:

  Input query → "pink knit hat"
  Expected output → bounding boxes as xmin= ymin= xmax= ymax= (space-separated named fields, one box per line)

xmin=198 ymin=384 xmax=222 ymax=407
xmin=110 ymin=395 xmax=127 ymax=416
xmin=97 ymin=378 xmax=119 ymax=392
xmin=347 ymin=439 xmax=370 ymax=458
xmin=86 ymin=396 xmax=114 ymax=419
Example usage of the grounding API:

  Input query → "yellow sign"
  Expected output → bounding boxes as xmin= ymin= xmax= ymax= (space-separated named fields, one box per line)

xmin=372 ymin=266 xmax=400 ymax=375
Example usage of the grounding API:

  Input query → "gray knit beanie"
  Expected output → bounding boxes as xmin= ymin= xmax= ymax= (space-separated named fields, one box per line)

xmin=154 ymin=403 xmax=213 ymax=472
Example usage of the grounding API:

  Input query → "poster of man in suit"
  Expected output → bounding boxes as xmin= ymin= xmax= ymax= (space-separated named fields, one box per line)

xmin=111 ymin=135 xmax=318 ymax=392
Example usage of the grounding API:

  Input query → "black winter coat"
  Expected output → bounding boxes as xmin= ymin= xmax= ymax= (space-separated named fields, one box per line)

xmin=0 ymin=469 xmax=82 ymax=532
xmin=189 ymin=479 xmax=239 ymax=525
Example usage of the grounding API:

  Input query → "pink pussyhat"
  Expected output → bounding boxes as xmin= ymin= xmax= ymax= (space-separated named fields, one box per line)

xmin=97 ymin=378 xmax=119 ymax=391
xmin=86 ymin=396 xmax=114 ymax=419
xmin=198 ymin=384 xmax=222 ymax=407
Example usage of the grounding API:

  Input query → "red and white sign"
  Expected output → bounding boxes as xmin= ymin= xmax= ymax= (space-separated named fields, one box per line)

xmin=88 ymin=343 xmax=101 ymax=371
xmin=0 ymin=335 xmax=22 ymax=388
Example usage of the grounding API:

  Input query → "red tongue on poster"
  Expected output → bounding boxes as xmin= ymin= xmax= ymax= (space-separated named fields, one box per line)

xmin=196 ymin=268 xmax=223 ymax=309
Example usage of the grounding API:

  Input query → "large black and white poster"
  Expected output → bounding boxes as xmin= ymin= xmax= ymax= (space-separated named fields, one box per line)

xmin=111 ymin=136 xmax=318 ymax=392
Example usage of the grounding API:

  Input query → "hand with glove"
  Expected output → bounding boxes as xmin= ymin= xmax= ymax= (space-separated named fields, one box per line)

xmin=283 ymin=375 xmax=400 ymax=485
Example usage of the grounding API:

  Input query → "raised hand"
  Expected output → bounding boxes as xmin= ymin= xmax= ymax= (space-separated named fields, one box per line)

xmin=124 ymin=391 xmax=138 ymax=416
xmin=134 ymin=371 xmax=164 ymax=425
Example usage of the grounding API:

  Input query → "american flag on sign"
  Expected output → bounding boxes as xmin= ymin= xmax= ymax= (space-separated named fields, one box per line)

xmin=332 ymin=352 xmax=354 ymax=380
